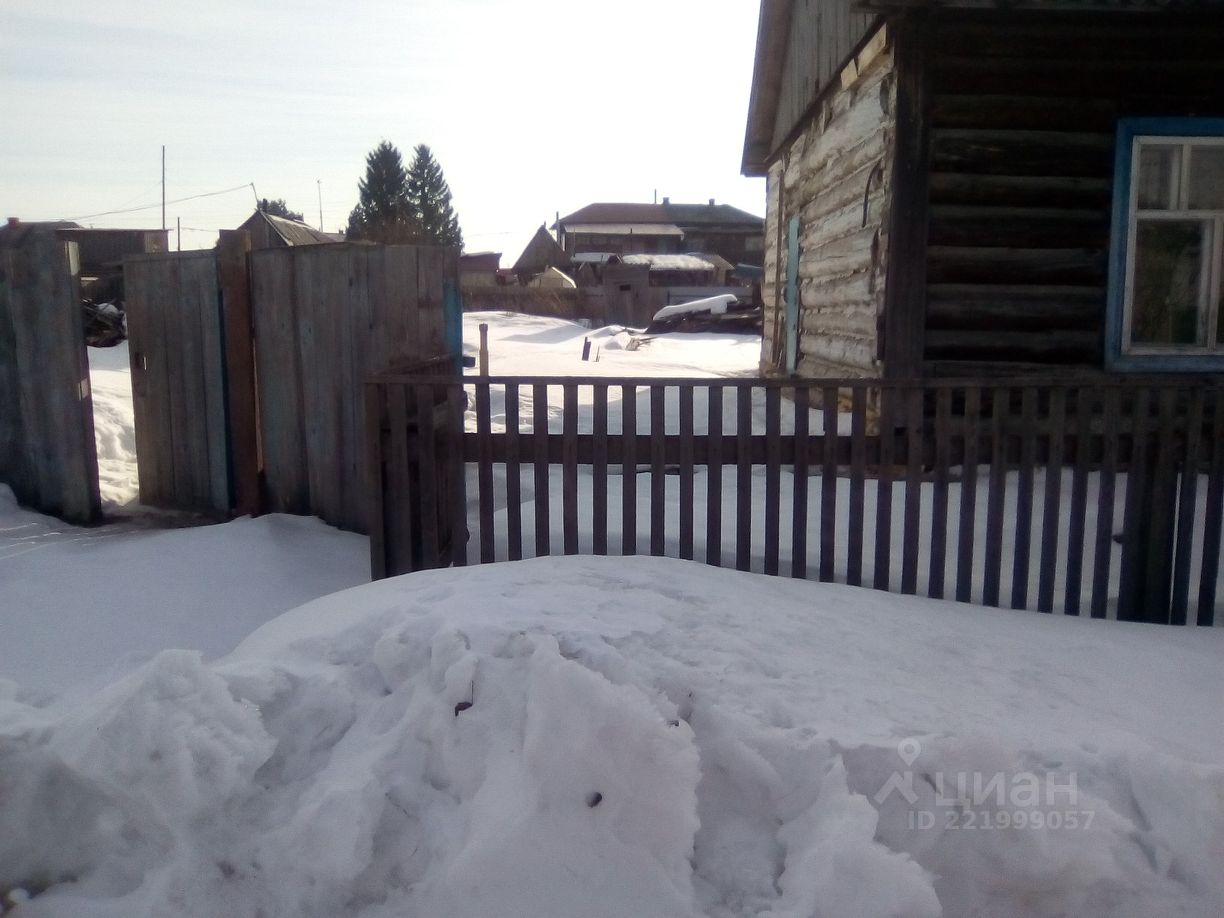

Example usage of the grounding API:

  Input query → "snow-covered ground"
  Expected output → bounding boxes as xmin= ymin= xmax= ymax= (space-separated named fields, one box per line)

xmin=2 ymin=312 xmax=1221 ymax=917
xmin=87 ymin=342 xmax=140 ymax=508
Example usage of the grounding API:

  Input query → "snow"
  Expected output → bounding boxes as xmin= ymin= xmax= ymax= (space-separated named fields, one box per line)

xmin=87 ymin=342 xmax=139 ymax=508
xmin=2 ymin=556 xmax=1222 ymax=917
xmin=3 ymin=310 xmax=1223 ymax=917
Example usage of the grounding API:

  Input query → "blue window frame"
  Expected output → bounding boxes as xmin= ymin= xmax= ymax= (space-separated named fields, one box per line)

xmin=1107 ymin=117 xmax=1224 ymax=371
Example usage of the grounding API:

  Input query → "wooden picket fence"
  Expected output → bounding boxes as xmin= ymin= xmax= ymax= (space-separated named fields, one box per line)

xmin=366 ymin=372 xmax=1224 ymax=626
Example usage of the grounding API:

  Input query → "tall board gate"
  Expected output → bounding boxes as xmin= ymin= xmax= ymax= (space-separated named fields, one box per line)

xmin=121 ymin=237 xmax=459 ymax=533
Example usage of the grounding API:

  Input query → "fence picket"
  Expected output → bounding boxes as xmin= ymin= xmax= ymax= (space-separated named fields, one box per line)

xmin=929 ymin=387 xmax=952 ymax=599
xmin=707 ymin=386 xmax=723 ymax=567
xmin=792 ymin=386 xmax=810 ymax=580
xmin=764 ymin=387 xmax=782 ymax=576
xmin=956 ymin=386 xmax=981 ymax=604
xmin=1011 ymin=387 xmax=1038 ymax=610
xmin=902 ymin=387 xmax=924 ymax=595
xmin=564 ymin=383 xmax=580 ymax=555
xmin=650 ymin=386 xmax=666 ymax=557
xmin=983 ymin=387 xmax=1009 ymax=607
xmin=847 ymin=386 xmax=867 ymax=587
xmin=622 ymin=384 xmax=638 ymax=556
xmin=534 ymin=383 xmax=551 ymax=557
xmin=1091 ymin=388 xmax=1120 ymax=619
xmin=873 ymin=388 xmax=896 ymax=591
xmin=505 ymin=382 xmax=523 ymax=561
xmin=593 ymin=384 xmax=609 ymax=556
xmin=679 ymin=385 xmax=695 ymax=561
xmin=736 ymin=385 xmax=752 ymax=572
xmin=1170 ymin=389 xmax=1204 ymax=625
xmin=821 ymin=386 xmax=839 ymax=583
xmin=475 ymin=381 xmax=494 ymax=564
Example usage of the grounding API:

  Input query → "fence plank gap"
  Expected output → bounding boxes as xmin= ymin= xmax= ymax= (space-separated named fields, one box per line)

xmin=1010 ymin=387 xmax=1038 ymax=610
xmin=736 ymin=385 xmax=753 ymax=572
xmin=679 ymin=386 xmax=695 ymax=561
xmin=929 ymin=387 xmax=952 ymax=599
xmin=764 ymin=387 xmax=782 ymax=576
xmin=820 ymin=386 xmax=839 ymax=583
xmin=592 ymin=384 xmax=609 ymax=556
xmin=622 ymin=384 xmax=638 ymax=556
xmin=1037 ymin=387 xmax=1067 ymax=612
xmin=534 ymin=383 xmax=551 ymax=557
xmin=505 ymin=382 xmax=523 ymax=562
xmin=901 ymin=387 xmax=924 ymax=595
xmin=1169 ymin=389 xmax=1204 ymax=626
xmin=1091 ymin=387 xmax=1121 ymax=619
xmin=982 ymin=387 xmax=1010 ymax=607
xmin=955 ymin=386 xmax=981 ymax=603
xmin=650 ymin=386 xmax=666 ymax=557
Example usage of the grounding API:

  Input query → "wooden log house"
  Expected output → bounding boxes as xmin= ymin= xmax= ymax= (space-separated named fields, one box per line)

xmin=743 ymin=0 xmax=1224 ymax=381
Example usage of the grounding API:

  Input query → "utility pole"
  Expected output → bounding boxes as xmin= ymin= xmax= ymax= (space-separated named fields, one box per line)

xmin=176 ymin=216 xmax=181 ymax=251
xmin=317 ymin=179 xmax=324 ymax=230
xmin=161 ymin=145 xmax=166 ymax=232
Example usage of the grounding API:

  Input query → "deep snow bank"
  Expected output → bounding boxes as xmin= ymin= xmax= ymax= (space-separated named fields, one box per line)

xmin=2 ymin=557 xmax=1223 ymax=917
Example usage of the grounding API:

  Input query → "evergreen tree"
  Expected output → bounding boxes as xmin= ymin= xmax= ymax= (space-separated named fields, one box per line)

xmin=346 ymin=141 xmax=417 ymax=244
xmin=405 ymin=144 xmax=463 ymax=250
xmin=258 ymin=198 xmax=304 ymax=222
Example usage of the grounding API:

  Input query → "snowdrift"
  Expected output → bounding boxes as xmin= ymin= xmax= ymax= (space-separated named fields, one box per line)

xmin=2 ymin=556 xmax=1223 ymax=917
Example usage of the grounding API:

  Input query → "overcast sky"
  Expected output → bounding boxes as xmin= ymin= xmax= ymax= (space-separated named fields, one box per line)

xmin=1 ymin=0 xmax=766 ymax=265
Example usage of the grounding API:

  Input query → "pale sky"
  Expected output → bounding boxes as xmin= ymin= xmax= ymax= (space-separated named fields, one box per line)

xmin=1 ymin=0 xmax=766 ymax=266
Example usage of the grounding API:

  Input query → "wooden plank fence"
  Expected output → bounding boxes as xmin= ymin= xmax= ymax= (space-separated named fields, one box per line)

xmin=368 ymin=374 xmax=1224 ymax=626
xmin=0 ymin=230 xmax=101 ymax=523
xmin=125 ymin=251 xmax=231 ymax=515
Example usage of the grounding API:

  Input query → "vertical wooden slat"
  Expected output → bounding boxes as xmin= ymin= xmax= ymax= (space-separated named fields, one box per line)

xmin=592 ymin=384 xmax=609 ymax=555
xmin=217 ymin=231 xmax=257 ymax=516
xmin=505 ymin=382 xmax=523 ymax=561
xmin=365 ymin=383 xmax=387 ymax=579
xmin=847 ymin=386 xmax=867 ymax=586
xmin=650 ymin=386 xmax=666 ymax=556
xmin=1196 ymin=388 xmax=1223 ymax=626
xmin=564 ymin=383 xmax=580 ymax=555
xmin=707 ymin=386 xmax=723 ymax=567
xmin=417 ymin=382 xmax=442 ymax=569
xmin=1037 ymin=388 xmax=1067 ymax=613
xmin=445 ymin=383 xmax=468 ymax=568
xmin=534 ymin=383 xmax=551 ymax=557
xmin=820 ymin=385 xmax=839 ymax=582
xmin=928 ymin=386 xmax=952 ymax=599
xmin=873 ymin=386 xmax=895 ymax=590
xmin=386 ymin=383 xmax=416 ymax=573
xmin=475 ymin=380 xmax=494 ymax=564
xmin=901 ymin=386 xmax=923 ymax=595
xmin=736 ymin=384 xmax=753 ymax=571
xmin=792 ymin=385 xmax=810 ymax=579
xmin=1064 ymin=386 xmax=1093 ymax=616
xmin=1117 ymin=387 xmax=1152 ymax=621
xmin=622 ymin=384 xmax=638 ymax=556
xmin=679 ymin=385 xmax=695 ymax=561
xmin=982 ymin=387 xmax=1009 ymax=608
xmin=1169 ymin=388 xmax=1204 ymax=625
xmin=764 ymin=386 xmax=782 ymax=576
xmin=1010 ymin=387 xmax=1038 ymax=610
xmin=1140 ymin=387 xmax=1180 ymax=623
xmin=955 ymin=386 xmax=981 ymax=603
xmin=1091 ymin=388 xmax=1121 ymax=619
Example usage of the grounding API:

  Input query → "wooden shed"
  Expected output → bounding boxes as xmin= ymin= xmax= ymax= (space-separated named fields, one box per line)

xmin=743 ymin=0 xmax=1224 ymax=380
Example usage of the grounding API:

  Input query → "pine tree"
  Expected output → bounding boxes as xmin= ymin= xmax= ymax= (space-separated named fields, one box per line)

xmin=258 ymin=198 xmax=304 ymax=222
xmin=405 ymin=144 xmax=463 ymax=250
xmin=346 ymin=141 xmax=417 ymax=244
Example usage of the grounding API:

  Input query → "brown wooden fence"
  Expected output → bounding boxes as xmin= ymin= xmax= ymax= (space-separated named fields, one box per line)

xmin=367 ymin=374 xmax=1224 ymax=626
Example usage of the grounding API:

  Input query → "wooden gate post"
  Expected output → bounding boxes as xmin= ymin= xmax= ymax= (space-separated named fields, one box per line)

xmin=217 ymin=230 xmax=261 ymax=517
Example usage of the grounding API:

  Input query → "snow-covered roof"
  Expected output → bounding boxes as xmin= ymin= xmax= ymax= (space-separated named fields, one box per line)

xmin=622 ymin=253 xmax=717 ymax=271
xmin=564 ymin=223 xmax=684 ymax=237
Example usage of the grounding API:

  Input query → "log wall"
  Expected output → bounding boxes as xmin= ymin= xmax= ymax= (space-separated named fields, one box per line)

xmin=922 ymin=11 xmax=1224 ymax=376
xmin=763 ymin=25 xmax=894 ymax=378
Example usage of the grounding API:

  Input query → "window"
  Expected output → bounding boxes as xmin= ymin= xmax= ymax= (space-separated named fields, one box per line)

xmin=1108 ymin=118 xmax=1224 ymax=370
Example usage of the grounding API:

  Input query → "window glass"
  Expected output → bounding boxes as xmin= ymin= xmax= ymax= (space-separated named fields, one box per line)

xmin=1137 ymin=145 xmax=1180 ymax=210
xmin=1131 ymin=219 xmax=1207 ymax=346
xmin=1188 ymin=145 xmax=1224 ymax=210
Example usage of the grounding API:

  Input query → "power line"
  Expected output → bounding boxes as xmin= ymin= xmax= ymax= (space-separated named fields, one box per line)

xmin=70 ymin=183 xmax=253 ymax=221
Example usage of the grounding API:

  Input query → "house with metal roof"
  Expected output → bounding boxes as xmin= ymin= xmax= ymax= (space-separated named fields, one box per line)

xmin=235 ymin=210 xmax=344 ymax=249
xmin=554 ymin=199 xmax=764 ymax=268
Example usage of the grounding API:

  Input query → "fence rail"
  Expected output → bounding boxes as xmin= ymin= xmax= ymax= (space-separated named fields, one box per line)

xmin=367 ymin=374 xmax=1224 ymax=626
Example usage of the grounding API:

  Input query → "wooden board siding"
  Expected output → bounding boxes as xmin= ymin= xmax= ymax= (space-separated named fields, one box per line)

xmin=124 ymin=252 xmax=231 ymax=516
xmin=762 ymin=25 xmax=894 ymax=378
xmin=0 ymin=233 xmax=101 ymax=523
xmin=771 ymin=1 xmax=878 ymax=153
xmin=251 ymin=244 xmax=455 ymax=533
xmin=922 ymin=11 xmax=1224 ymax=376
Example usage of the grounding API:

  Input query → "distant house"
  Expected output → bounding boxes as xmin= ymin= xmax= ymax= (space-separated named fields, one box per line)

xmin=235 ymin=210 xmax=343 ymax=250
xmin=555 ymin=200 xmax=764 ymax=267
xmin=743 ymin=0 xmax=1224 ymax=379
xmin=459 ymin=251 xmax=502 ymax=288
xmin=1 ymin=218 xmax=168 ymax=303
xmin=511 ymin=224 xmax=571 ymax=284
